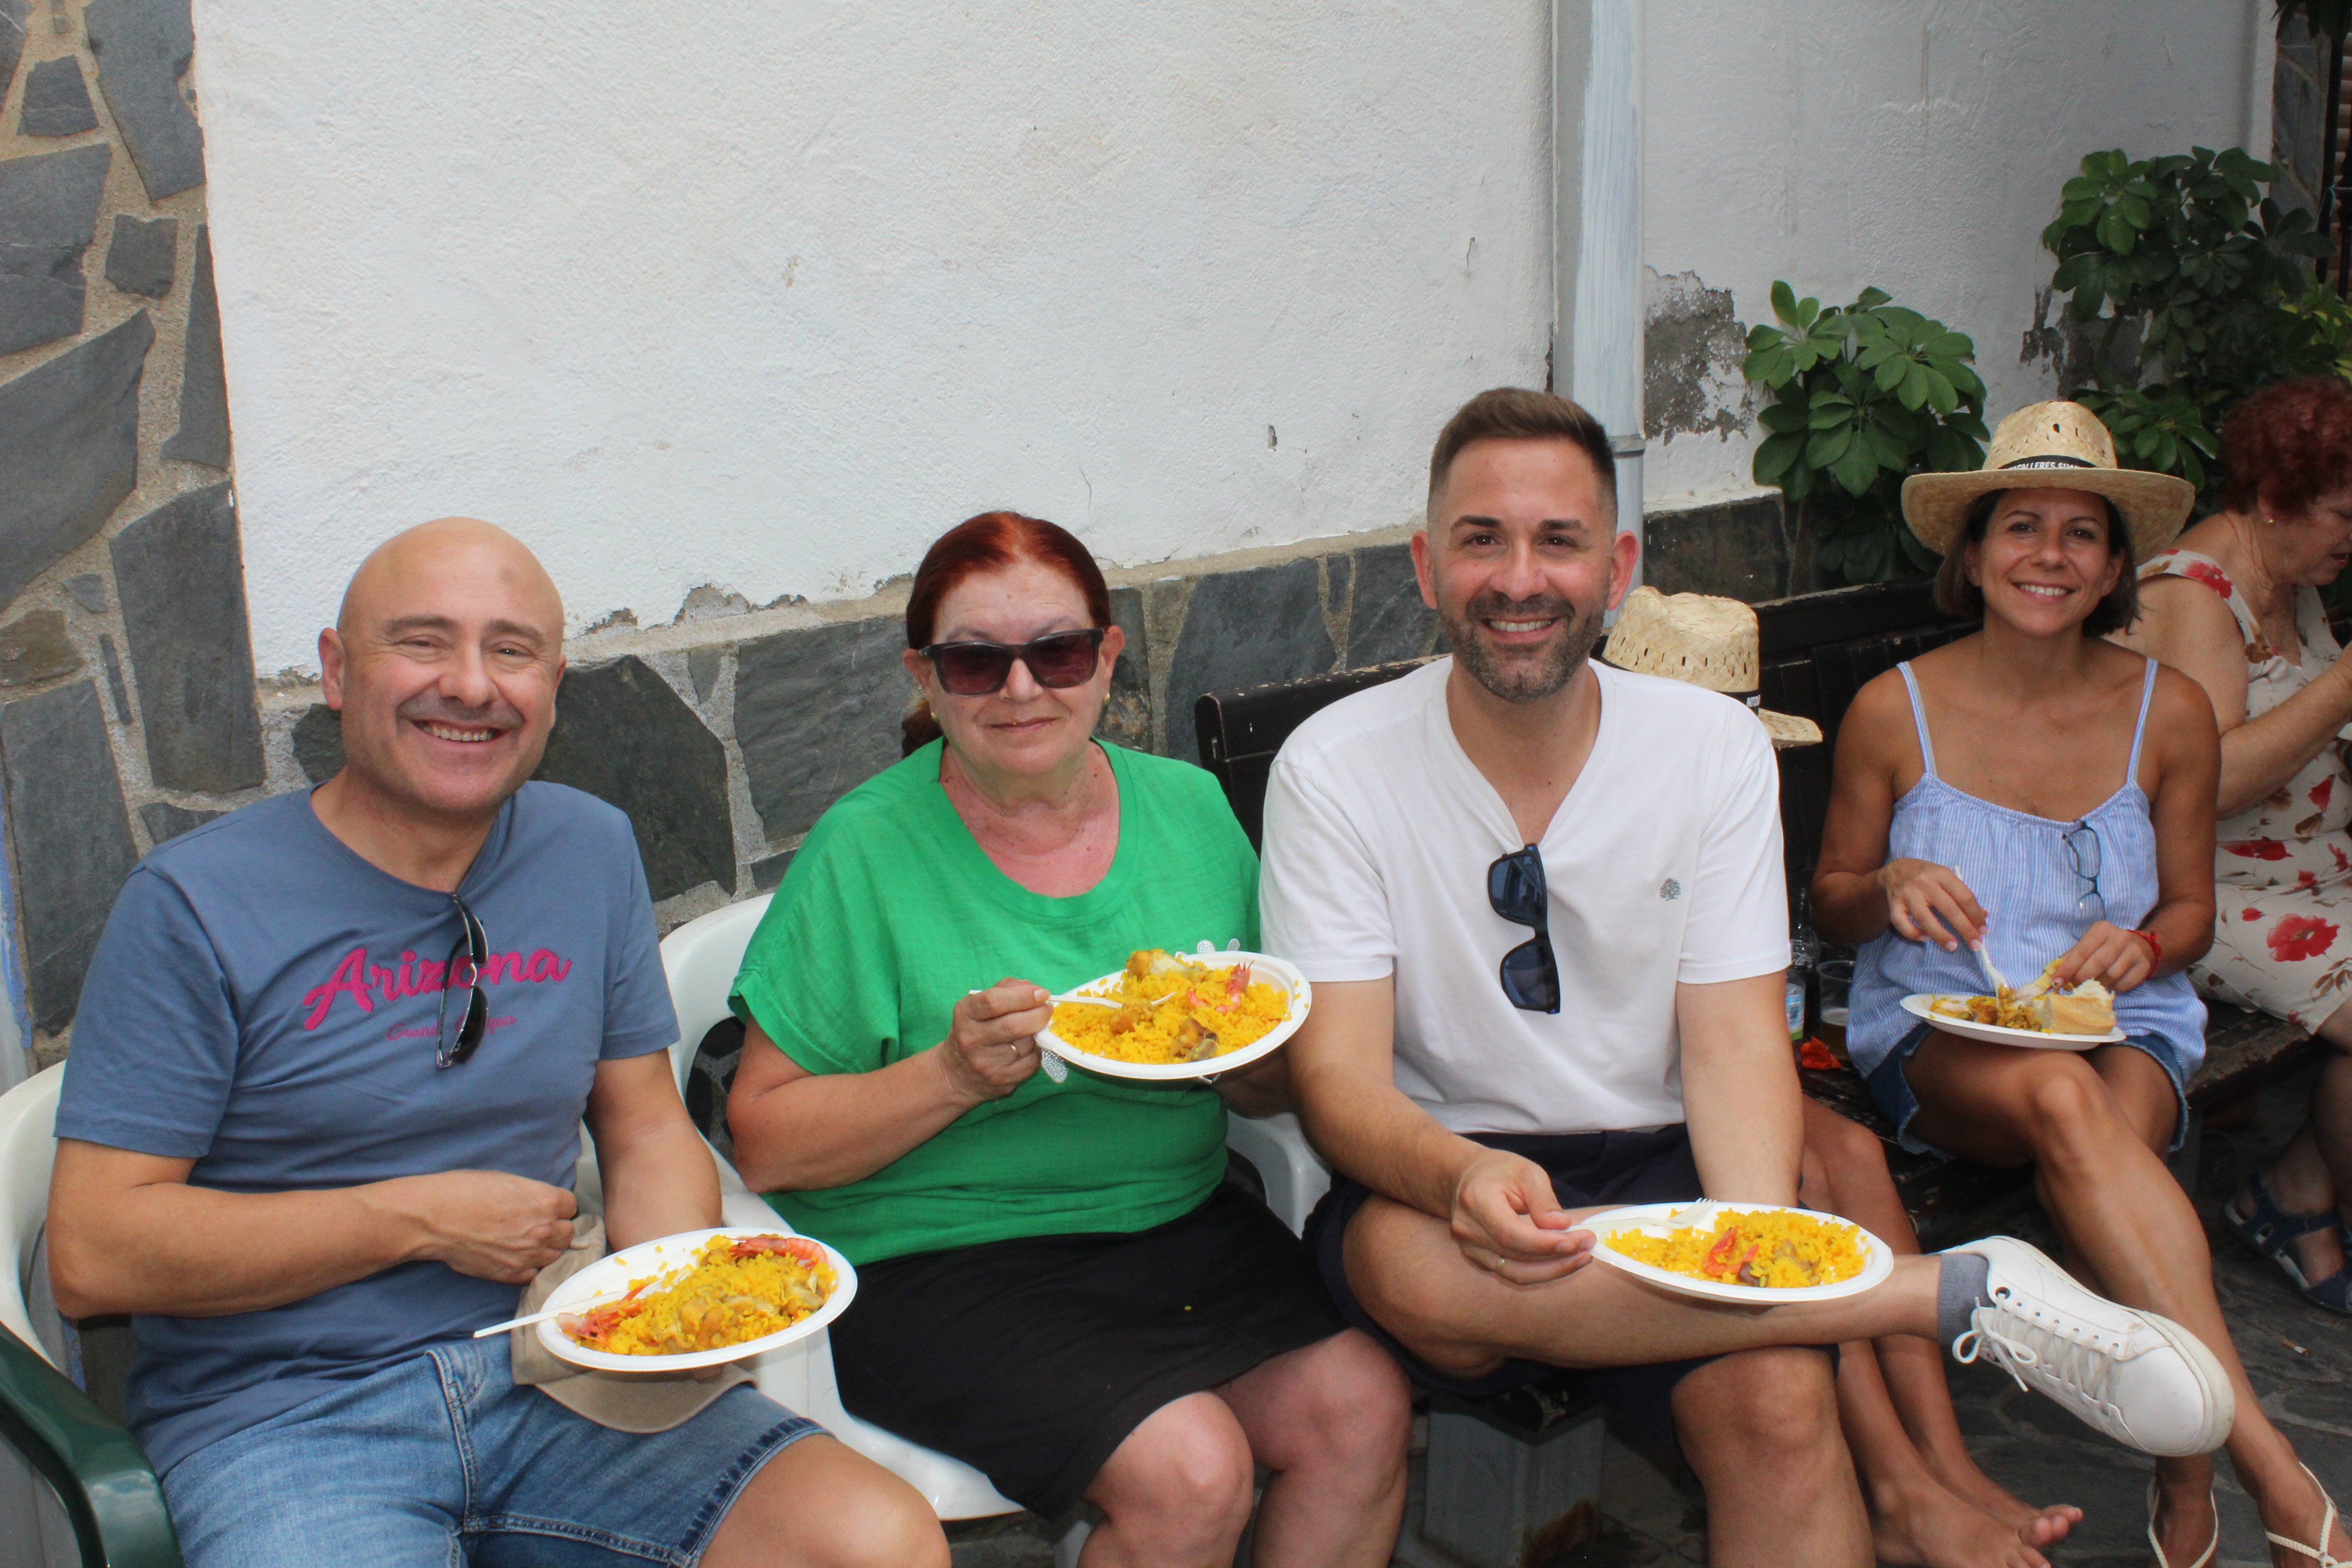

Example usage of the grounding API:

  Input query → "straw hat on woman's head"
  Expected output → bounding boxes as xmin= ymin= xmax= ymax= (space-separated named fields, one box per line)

xmin=1601 ymin=586 xmax=1822 ymax=749
xmin=1901 ymin=401 xmax=2195 ymax=562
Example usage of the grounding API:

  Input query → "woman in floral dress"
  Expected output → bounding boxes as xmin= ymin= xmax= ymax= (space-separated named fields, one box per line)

xmin=2124 ymin=375 xmax=2352 ymax=1314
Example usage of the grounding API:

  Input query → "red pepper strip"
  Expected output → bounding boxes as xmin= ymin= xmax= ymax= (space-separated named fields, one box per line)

xmin=1701 ymin=1225 xmax=1741 ymax=1278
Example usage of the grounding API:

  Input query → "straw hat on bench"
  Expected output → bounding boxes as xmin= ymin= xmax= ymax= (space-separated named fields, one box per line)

xmin=1602 ymin=585 xmax=1822 ymax=749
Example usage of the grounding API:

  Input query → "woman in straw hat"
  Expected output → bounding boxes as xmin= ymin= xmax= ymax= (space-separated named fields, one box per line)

xmin=2120 ymin=377 xmax=2352 ymax=1326
xmin=1814 ymin=401 xmax=2348 ymax=1568
xmin=1609 ymin=588 xmax=2086 ymax=1568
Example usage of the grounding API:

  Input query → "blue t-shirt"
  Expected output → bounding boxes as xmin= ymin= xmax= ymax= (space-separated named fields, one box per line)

xmin=54 ymin=783 xmax=678 ymax=1475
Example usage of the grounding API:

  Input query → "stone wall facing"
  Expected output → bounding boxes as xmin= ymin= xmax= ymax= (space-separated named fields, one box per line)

xmin=0 ymin=0 xmax=1793 ymax=1081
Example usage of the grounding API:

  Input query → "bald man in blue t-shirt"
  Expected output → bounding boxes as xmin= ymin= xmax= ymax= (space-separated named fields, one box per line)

xmin=49 ymin=520 xmax=946 ymax=1568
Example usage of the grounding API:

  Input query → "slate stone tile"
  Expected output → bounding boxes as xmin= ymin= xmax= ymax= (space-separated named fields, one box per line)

xmin=749 ymin=850 xmax=793 ymax=892
xmin=0 ymin=0 xmax=24 ymax=114
xmin=97 ymin=632 xmax=127 ymax=720
xmin=136 ymin=800 xmax=218 ymax=844
xmin=687 ymin=646 xmax=721 ymax=703
xmin=292 ymin=702 xmax=343 ymax=784
xmin=102 ymin=213 xmax=173 ymax=299
xmin=534 ymin=655 xmax=735 ymax=901
xmin=0 ymin=609 xmax=78 ymax=686
xmin=0 ymin=142 xmax=110 ymax=355
xmin=0 ymin=310 xmax=150 ymax=611
xmin=20 ymin=56 xmax=97 ymax=137
xmin=108 ymin=481 xmax=263 ymax=791
xmin=84 ymin=0 xmax=204 ymax=201
xmin=63 ymin=572 xmax=106 ymax=613
xmin=0 ymin=680 xmax=139 ymax=1029
xmin=1346 ymin=543 xmax=1439 ymax=667
xmin=733 ymin=616 xmax=908 ymax=843
xmin=1099 ymin=583 xmax=1150 ymax=752
xmin=1641 ymin=496 xmax=1788 ymax=604
xmin=161 ymin=225 xmax=227 ymax=467
xmin=1161 ymin=558 xmax=1335 ymax=764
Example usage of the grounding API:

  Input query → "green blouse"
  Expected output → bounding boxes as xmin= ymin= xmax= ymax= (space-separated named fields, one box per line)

xmin=729 ymin=740 xmax=1259 ymax=1264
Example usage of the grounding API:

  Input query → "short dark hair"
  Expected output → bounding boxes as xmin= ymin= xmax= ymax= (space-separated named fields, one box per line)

xmin=2217 ymin=375 xmax=2352 ymax=516
xmin=1427 ymin=388 xmax=1617 ymax=524
xmin=1931 ymin=488 xmax=2139 ymax=636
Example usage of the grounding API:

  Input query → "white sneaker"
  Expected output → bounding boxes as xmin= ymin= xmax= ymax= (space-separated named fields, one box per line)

xmin=1941 ymin=1236 xmax=2234 ymax=1457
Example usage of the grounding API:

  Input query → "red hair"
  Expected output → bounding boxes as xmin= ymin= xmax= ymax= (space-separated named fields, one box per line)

xmin=905 ymin=511 xmax=1112 ymax=649
xmin=900 ymin=512 xmax=1113 ymax=755
xmin=2218 ymin=377 xmax=2352 ymax=516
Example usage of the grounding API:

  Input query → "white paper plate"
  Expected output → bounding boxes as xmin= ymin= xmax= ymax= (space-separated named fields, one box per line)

xmin=1036 ymin=950 xmax=1311 ymax=1082
xmin=1900 ymin=993 xmax=2122 ymax=1050
xmin=1586 ymin=1201 xmax=1893 ymax=1304
xmin=535 ymin=1226 xmax=857 ymax=1372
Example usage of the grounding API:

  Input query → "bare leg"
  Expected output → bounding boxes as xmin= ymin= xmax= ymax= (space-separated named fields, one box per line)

xmin=1078 ymin=1393 xmax=1257 ymax=1568
xmin=1672 ymin=1346 xmax=1873 ymax=1568
xmin=1214 ymin=1330 xmax=1411 ymax=1568
xmin=702 ymin=1433 xmax=950 ymax=1568
xmin=1904 ymin=1035 xmax=2350 ymax=1568
xmin=1799 ymin=1102 xmax=2078 ymax=1565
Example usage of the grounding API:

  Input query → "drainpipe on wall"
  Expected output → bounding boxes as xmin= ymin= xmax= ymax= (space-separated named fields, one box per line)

xmin=1553 ymin=0 xmax=1645 ymax=590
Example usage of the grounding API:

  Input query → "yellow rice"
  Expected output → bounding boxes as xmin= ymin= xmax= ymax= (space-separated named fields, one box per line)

xmin=563 ymin=1234 xmax=836 ymax=1356
xmin=1049 ymin=954 xmax=1289 ymax=1064
xmin=1610 ymin=1209 xmax=1867 ymax=1289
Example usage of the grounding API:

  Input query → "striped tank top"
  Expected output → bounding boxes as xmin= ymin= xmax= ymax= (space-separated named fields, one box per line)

xmin=1845 ymin=659 xmax=2205 ymax=1076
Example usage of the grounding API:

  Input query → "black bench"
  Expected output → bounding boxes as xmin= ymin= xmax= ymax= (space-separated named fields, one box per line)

xmin=1194 ymin=578 xmax=2319 ymax=1244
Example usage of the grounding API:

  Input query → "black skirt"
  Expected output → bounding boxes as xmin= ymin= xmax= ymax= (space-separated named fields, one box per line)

xmin=826 ymin=1183 xmax=1348 ymax=1516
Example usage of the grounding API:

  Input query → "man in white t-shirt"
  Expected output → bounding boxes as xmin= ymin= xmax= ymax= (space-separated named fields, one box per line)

xmin=1263 ymin=388 xmax=2234 ymax=1566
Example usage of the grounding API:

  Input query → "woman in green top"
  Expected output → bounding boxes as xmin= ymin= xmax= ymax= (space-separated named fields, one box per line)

xmin=726 ymin=513 xmax=1409 ymax=1567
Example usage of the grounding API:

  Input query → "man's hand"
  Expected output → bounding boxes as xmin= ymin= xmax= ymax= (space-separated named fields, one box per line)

xmin=936 ymin=979 xmax=1053 ymax=1105
xmin=377 ymin=1170 xmax=578 ymax=1284
xmin=1449 ymin=1149 xmax=1592 ymax=1285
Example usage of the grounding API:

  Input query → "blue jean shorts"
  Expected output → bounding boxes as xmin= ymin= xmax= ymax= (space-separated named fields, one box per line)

xmin=161 ymin=1334 xmax=824 ymax=1568
xmin=1865 ymin=1020 xmax=2195 ymax=1157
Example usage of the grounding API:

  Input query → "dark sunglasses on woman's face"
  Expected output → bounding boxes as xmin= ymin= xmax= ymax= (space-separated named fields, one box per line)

xmin=920 ymin=628 xmax=1107 ymax=696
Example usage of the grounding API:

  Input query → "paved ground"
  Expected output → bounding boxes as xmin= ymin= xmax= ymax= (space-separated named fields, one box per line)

xmin=947 ymin=1064 xmax=2352 ymax=1568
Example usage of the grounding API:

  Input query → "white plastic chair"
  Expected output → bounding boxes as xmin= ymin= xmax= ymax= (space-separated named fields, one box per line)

xmin=658 ymin=894 xmax=1024 ymax=1520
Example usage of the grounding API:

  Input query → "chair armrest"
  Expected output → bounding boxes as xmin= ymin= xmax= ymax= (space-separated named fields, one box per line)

xmin=1225 ymin=1112 xmax=1329 ymax=1237
xmin=0 ymin=1323 xmax=180 ymax=1567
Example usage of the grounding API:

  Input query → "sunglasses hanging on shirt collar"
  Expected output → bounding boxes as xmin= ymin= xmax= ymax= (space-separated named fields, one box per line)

xmin=1487 ymin=845 xmax=1561 ymax=1014
xmin=437 ymin=891 xmax=490 ymax=1068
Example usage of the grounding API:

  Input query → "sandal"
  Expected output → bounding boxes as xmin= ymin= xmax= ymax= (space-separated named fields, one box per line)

xmin=2149 ymin=1480 xmax=2218 ymax=1568
xmin=2267 ymin=1464 xmax=2348 ymax=1568
xmin=2224 ymin=1173 xmax=2352 ymax=1314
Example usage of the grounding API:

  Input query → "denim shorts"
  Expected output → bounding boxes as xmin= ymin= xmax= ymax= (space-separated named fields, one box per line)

xmin=1865 ymin=1020 xmax=2195 ymax=1157
xmin=161 ymin=1334 xmax=824 ymax=1568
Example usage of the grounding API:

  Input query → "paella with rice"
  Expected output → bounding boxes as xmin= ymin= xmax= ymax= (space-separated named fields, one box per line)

xmin=560 ymin=1233 xmax=838 ymax=1356
xmin=1049 ymin=948 xmax=1290 ymax=1064
xmin=1609 ymin=1208 xmax=1868 ymax=1289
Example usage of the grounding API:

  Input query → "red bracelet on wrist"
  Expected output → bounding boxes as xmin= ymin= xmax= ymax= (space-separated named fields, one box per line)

xmin=2130 ymin=928 xmax=2162 ymax=968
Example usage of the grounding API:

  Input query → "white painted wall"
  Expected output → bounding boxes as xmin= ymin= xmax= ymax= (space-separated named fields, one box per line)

xmin=1639 ymin=0 xmax=2270 ymax=512
xmin=190 ymin=1 xmax=1550 ymax=675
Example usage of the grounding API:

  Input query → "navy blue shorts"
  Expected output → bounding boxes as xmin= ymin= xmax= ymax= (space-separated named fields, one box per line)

xmin=1304 ymin=1125 xmax=1732 ymax=1452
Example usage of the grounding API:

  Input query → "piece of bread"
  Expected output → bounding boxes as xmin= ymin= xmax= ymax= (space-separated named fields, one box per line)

xmin=2040 ymin=981 xmax=2114 ymax=1036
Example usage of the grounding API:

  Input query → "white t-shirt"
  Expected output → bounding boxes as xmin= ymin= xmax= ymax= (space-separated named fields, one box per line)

xmin=1259 ymin=658 xmax=1788 ymax=1135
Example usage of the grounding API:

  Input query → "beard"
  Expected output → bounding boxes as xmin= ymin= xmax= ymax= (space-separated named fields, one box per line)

xmin=1440 ymin=588 xmax=1607 ymax=705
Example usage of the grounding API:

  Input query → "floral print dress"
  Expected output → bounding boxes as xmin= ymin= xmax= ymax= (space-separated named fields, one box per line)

xmin=2141 ymin=547 xmax=2352 ymax=1028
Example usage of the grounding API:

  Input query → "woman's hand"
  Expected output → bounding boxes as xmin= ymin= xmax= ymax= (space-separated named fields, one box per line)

xmin=1875 ymin=859 xmax=1986 ymax=951
xmin=2051 ymin=921 xmax=2155 ymax=994
xmin=936 ymin=979 xmax=1054 ymax=1105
